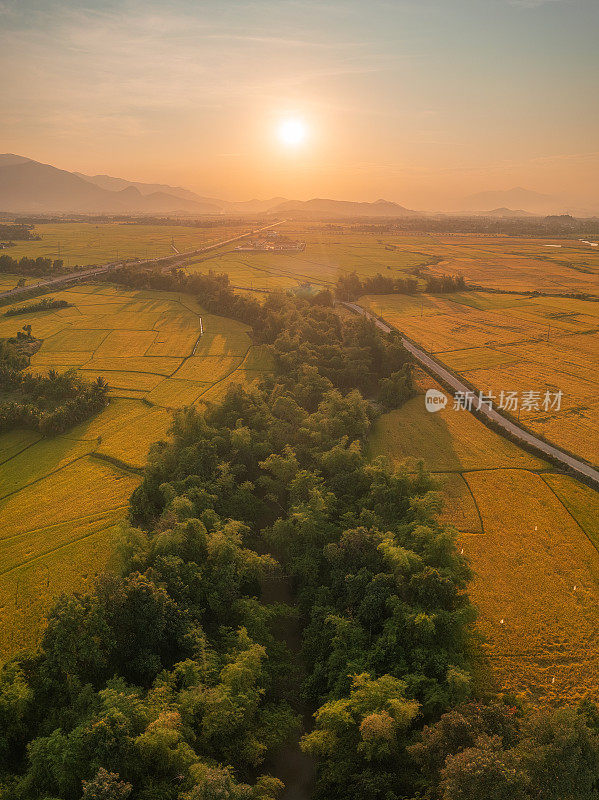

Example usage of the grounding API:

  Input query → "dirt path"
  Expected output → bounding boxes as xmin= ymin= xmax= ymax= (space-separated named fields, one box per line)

xmin=260 ymin=565 xmax=315 ymax=800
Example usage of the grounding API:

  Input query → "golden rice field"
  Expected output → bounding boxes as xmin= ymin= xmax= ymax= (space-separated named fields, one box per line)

xmin=4 ymin=222 xmax=250 ymax=267
xmin=362 ymin=291 xmax=599 ymax=464
xmin=369 ymin=370 xmax=599 ymax=706
xmin=184 ymin=227 xmax=435 ymax=290
xmin=181 ymin=224 xmax=599 ymax=295
xmin=8 ymin=222 xmax=598 ymax=296
xmin=422 ymin=234 xmax=599 ymax=294
xmin=4 ymin=223 xmax=598 ymax=703
xmin=0 ymin=282 xmax=272 ymax=659
xmin=0 ymin=274 xmax=38 ymax=290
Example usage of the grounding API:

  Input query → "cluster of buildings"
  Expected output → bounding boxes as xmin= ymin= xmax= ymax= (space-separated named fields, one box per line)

xmin=235 ymin=232 xmax=306 ymax=253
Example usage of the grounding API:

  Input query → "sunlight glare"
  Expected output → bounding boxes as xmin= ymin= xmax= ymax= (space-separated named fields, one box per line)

xmin=278 ymin=118 xmax=307 ymax=147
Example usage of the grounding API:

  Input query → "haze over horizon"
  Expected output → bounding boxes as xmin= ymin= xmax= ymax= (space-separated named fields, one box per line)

xmin=1 ymin=0 xmax=598 ymax=210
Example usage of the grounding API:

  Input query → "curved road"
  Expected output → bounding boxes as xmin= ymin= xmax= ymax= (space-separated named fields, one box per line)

xmin=344 ymin=301 xmax=599 ymax=488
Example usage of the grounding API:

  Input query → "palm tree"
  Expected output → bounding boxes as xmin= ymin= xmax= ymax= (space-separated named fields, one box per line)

xmin=92 ymin=376 xmax=109 ymax=398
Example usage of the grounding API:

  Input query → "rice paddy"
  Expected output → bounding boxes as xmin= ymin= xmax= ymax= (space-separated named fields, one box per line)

xmin=362 ymin=291 xmax=599 ymax=464
xmin=181 ymin=225 xmax=599 ymax=295
xmin=370 ymin=370 xmax=599 ymax=706
xmin=2 ymin=222 xmax=249 ymax=267
xmin=0 ymin=281 xmax=271 ymax=659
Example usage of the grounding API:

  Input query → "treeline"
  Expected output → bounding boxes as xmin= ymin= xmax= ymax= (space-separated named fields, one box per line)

xmin=335 ymin=271 xmax=418 ymax=301
xmin=0 ymin=337 xmax=109 ymax=435
xmin=0 ymin=254 xmax=64 ymax=276
xmin=125 ymin=217 xmax=251 ymax=228
xmin=0 ymin=224 xmax=40 ymax=241
xmin=425 ymin=274 xmax=468 ymax=293
xmin=350 ymin=214 xmax=599 ymax=237
xmin=4 ymin=298 xmax=71 ymax=317
xmin=108 ymin=266 xmax=262 ymax=326
xmin=333 ymin=270 xmax=467 ymax=300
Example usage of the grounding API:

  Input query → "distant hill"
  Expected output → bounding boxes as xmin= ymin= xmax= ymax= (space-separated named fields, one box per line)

xmin=226 ymin=197 xmax=288 ymax=214
xmin=74 ymin=171 xmax=222 ymax=210
xmin=0 ymin=157 xmax=128 ymax=214
xmin=5 ymin=155 xmax=593 ymax=220
xmin=0 ymin=155 xmax=289 ymax=215
xmin=486 ymin=207 xmax=534 ymax=218
xmin=0 ymin=155 xmax=226 ymax=215
xmin=75 ymin=173 xmax=287 ymax=214
xmin=272 ymin=198 xmax=419 ymax=218
xmin=459 ymin=187 xmax=559 ymax=215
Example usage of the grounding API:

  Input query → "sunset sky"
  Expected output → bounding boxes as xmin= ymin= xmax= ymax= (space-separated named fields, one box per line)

xmin=1 ymin=0 xmax=598 ymax=208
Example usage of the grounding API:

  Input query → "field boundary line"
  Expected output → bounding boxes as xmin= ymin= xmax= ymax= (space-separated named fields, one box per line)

xmin=194 ymin=343 xmax=254 ymax=402
xmin=0 ymin=512 xmax=127 ymax=579
xmin=459 ymin=472 xmax=486 ymax=534
xmin=417 ymin=465 xmax=551 ymax=475
xmin=539 ymin=473 xmax=599 ymax=553
xmin=0 ymin=453 xmax=92 ymax=503
xmin=90 ymin=452 xmax=145 ymax=475
xmin=0 ymin=506 xmax=129 ymax=563
xmin=0 ymin=443 xmax=139 ymax=504
xmin=0 ymin=437 xmax=43 ymax=467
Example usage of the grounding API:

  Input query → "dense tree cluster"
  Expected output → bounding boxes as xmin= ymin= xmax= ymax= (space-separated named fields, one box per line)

xmin=0 ymin=254 xmax=64 ymax=276
xmin=4 ymin=298 xmax=72 ymax=317
xmin=1 ymin=277 xmax=597 ymax=799
xmin=335 ymin=271 xmax=418 ymax=301
xmin=424 ymin=274 xmax=468 ymax=293
xmin=0 ymin=224 xmax=40 ymax=241
xmin=409 ymin=700 xmax=599 ymax=800
xmin=0 ymin=338 xmax=108 ymax=435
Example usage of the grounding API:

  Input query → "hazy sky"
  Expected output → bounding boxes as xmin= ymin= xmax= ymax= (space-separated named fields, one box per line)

xmin=1 ymin=0 xmax=598 ymax=207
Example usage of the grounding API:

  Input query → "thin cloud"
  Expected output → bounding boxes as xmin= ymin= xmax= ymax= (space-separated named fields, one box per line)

xmin=508 ymin=0 xmax=564 ymax=8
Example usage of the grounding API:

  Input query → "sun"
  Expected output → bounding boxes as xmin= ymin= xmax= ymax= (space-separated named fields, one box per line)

xmin=277 ymin=118 xmax=307 ymax=147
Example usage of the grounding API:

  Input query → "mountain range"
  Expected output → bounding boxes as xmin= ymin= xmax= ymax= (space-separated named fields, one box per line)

xmin=458 ymin=187 xmax=558 ymax=215
xmin=0 ymin=155 xmax=286 ymax=216
xmin=0 ymin=154 xmax=594 ymax=218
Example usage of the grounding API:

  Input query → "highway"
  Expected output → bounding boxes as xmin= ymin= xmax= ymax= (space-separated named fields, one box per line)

xmin=343 ymin=301 xmax=599 ymax=488
xmin=0 ymin=220 xmax=283 ymax=304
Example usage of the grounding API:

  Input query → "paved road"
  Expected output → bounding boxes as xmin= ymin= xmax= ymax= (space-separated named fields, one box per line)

xmin=344 ymin=302 xmax=599 ymax=487
xmin=0 ymin=220 xmax=283 ymax=304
